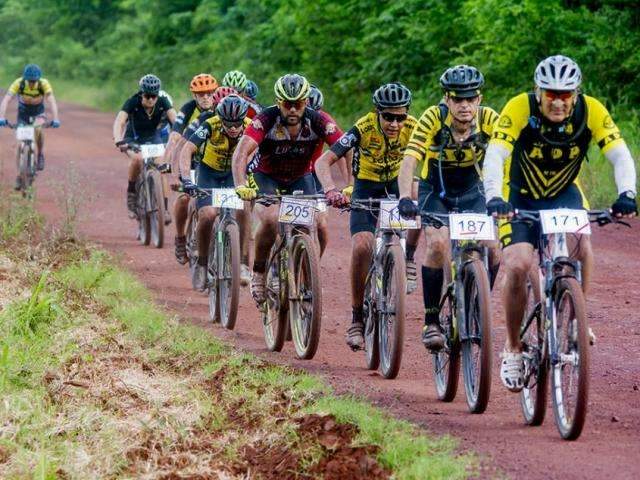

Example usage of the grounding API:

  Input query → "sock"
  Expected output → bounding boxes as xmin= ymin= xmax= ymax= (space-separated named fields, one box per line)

xmin=127 ymin=181 xmax=136 ymax=193
xmin=405 ymin=244 xmax=417 ymax=262
xmin=422 ymin=266 xmax=443 ymax=325
xmin=352 ymin=306 xmax=364 ymax=324
xmin=253 ymin=260 xmax=266 ymax=273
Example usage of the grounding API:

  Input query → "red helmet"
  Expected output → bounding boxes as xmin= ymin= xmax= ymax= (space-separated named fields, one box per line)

xmin=190 ymin=73 xmax=218 ymax=93
xmin=212 ymin=86 xmax=237 ymax=104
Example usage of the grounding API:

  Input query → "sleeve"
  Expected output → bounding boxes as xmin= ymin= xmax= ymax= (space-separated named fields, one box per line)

xmin=604 ymin=144 xmax=637 ymax=194
xmin=7 ymin=78 xmax=22 ymax=95
xmin=121 ymin=96 xmax=136 ymax=113
xmin=244 ymin=111 xmax=271 ymax=144
xmin=183 ymin=111 xmax=214 ymax=140
xmin=489 ymin=93 xmax=530 ymax=152
xmin=330 ymin=126 xmax=361 ymax=157
xmin=188 ymin=121 xmax=212 ymax=148
xmin=40 ymin=79 xmax=53 ymax=95
xmin=585 ymin=96 xmax=624 ymax=154
xmin=483 ymin=143 xmax=511 ymax=201
xmin=318 ymin=111 xmax=343 ymax=145
xmin=172 ymin=101 xmax=194 ymax=134
xmin=404 ymin=106 xmax=441 ymax=162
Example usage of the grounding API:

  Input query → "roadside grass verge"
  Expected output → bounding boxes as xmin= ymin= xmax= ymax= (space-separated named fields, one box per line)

xmin=0 ymin=192 xmax=474 ymax=479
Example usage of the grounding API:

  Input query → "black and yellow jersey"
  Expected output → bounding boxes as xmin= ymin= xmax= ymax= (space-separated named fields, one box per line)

xmin=188 ymin=115 xmax=252 ymax=171
xmin=330 ymin=111 xmax=417 ymax=182
xmin=491 ymin=92 xmax=624 ymax=200
xmin=173 ymin=100 xmax=208 ymax=135
xmin=8 ymin=77 xmax=52 ymax=104
xmin=405 ymin=104 xmax=499 ymax=194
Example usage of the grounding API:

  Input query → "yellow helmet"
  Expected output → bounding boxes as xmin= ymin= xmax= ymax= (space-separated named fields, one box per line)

xmin=274 ymin=73 xmax=310 ymax=102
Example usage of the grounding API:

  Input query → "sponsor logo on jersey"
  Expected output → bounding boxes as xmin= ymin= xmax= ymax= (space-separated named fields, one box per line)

xmin=498 ymin=115 xmax=512 ymax=129
xmin=325 ymin=123 xmax=337 ymax=135
xmin=603 ymin=115 xmax=615 ymax=129
xmin=252 ymin=118 xmax=264 ymax=130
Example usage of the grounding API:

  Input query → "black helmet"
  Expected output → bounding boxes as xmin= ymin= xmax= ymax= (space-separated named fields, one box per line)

xmin=308 ymin=84 xmax=324 ymax=111
xmin=440 ymin=65 xmax=484 ymax=98
xmin=372 ymin=82 xmax=412 ymax=109
xmin=245 ymin=80 xmax=259 ymax=101
xmin=216 ymin=94 xmax=249 ymax=122
xmin=139 ymin=74 xmax=161 ymax=95
xmin=274 ymin=74 xmax=310 ymax=101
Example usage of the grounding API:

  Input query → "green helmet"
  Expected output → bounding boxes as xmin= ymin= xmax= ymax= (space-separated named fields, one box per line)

xmin=274 ymin=74 xmax=310 ymax=102
xmin=222 ymin=70 xmax=248 ymax=93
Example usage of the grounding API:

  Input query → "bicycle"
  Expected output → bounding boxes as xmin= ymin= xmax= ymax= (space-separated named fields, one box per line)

xmin=421 ymin=211 xmax=494 ymax=413
xmin=346 ymin=198 xmax=410 ymax=380
xmin=7 ymin=120 xmax=52 ymax=195
xmin=257 ymin=192 xmax=324 ymax=360
xmin=514 ymin=208 xmax=626 ymax=440
xmin=129 ymin=143 xmax=171 ymax=248
xmin=185 ymin=186 xmax=243 ymax=329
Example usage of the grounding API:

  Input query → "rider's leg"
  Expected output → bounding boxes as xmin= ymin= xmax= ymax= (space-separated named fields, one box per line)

xmin=486 ymin=240 xmax=502 ymax=289
xmin=250 ymin=203 xmax=278 ymax=302
xmin=34 ymin=116 xmax=46 ymax=170
xmin=196 ymin=206 xmax=217 ymax=260
xmin=126 ymin=152 xmax=143 ymax=214
xmin=161 ymin=174 xmax=172 ymax=225
xmin=420 ymin=226 xmax=449 ymax=349
xmin=568 ymin=234 xmax=593 ymax=295
xmin=236 ymin=204 xmax=252 ymax=286
xmin=501 ymin=243 xmax=535 ymax=352
xmin=317 ymin=211 xmax=329 ymax=257
xmin=350 ymin=231 xmax=375 ymax=310
xmin=174 ymin=194 xmax=189 ymax=237
xmin=405 ymin=179 xmax=420 ymax=292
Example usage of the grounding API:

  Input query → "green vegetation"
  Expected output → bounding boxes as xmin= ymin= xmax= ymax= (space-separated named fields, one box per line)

xmin=0 ymin=0 xmax=637 ymax=205
xmin=0 ymin=192 xmax=474 ymax=478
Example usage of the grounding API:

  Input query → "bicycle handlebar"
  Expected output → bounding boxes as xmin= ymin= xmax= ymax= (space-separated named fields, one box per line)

xmin=511 ymin=209 xmax=630 ymax=228
xmin=6 ymin=121 xmax=54 ymax=129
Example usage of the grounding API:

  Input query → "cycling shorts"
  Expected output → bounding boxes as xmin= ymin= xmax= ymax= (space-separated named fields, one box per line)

xmin=350 ymin=178 xmax=399 ymax=236
xmin=195 ymin=163 xmax=234 ymax=210
xmin=252 ymin=171 xmax=316 ymax=196
xmin=417 ymin=180 xmax=486 ymax=225
xmin=17 ymin=103 xmax=45 ymax=124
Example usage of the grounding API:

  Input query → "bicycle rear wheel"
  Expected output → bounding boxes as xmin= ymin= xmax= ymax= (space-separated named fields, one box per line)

xmin=551 ymin=277 xmax=589 ymax=440
xmin=378 ymin=243 xmax=406 ymax=379
xmin=262 ymin=244 xmax=288 ymax=352
xmin=136 ymin=178 xmax=151 ymax=246
xmin=461 ymin=259 xmax=492 ymax=413
xmin=218 ymin=220 xmax=241 ymax=330
xmin=520 ymin=267 xmax=548 ymax=426
xmin=433 ymin=271 xmax=460 ymax=401
xmin=148 ymin=170 xmax=165 ymax=248
xmin=288 ymin=233 xmax=322 ymax=360
xmin=363 ymin=270 xmax=379 ymax=371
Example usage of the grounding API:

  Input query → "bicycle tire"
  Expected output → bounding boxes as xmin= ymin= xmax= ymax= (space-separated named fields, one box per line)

xmin=433 ymin=267 xmax=460 ymax=402
xmin=137 ymin=178 xmax=151 ymax=246
xmin=551 ymin=277 xmax=589 ymax=440
xmin=186 ymin=205 xmax=199 ymax=275
xmin=218 ymin=220 xmax=241 ymax=330
xmin=363 ymin=269 xmax=380 ymax=371
xmin=288 ymin=232 xmax=322 ymax=360
xmin=461 ymin=259 xmax=492 ymax=413
xmin=378 ymin=243 xmax=406 ymax=379
xmin=148 ymin=170 xmax=165 ymax=248
xmin=262 ymin=243 xmax=288 ymax=352
xmin=207 ymin=225 xmax=220 ymax=324
xmin=520 ymin=267 xmax=548 ymax=426
xmin=18 ymin=144 xmax=32 ymax=195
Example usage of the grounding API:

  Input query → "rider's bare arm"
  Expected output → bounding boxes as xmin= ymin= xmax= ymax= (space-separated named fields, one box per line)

xmin=337 ymin=151 xmax=352 ymax=187
xmin=605 ymin=143 xmax=637 ymax=195
xmin=231 ymin=135 xmax=258 ymax=186
xmin=315 ymin=149 xmax=341 ymax=191
xmin=166 ymin=108 xmax=177 ymax=125
xmin=482 ymin=143 xmax=510 ymax=201
xmin=112 ymin=111 xmax=129 ymax=144
xmin=0 ymin=92 xmax=14 ymax=118
xmin=179 ymin=141 xmax=197 ymax=179
xmin=398 ymin=154 xmax=417 ymax=199
xmin=45 ymin=92 xmax=59 ymax=123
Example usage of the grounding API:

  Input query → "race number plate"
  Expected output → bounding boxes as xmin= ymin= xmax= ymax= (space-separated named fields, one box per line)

xmin=449 ymin=213 xmax=495 ymax=240
xmin=140 ymin=143 xmax=165 ymax=158
xmin=539 ymin=209 xmax=591 ymax=235
xmin=16 ymin=126 xmax=35 ymax=141
xmin=278 ymin=198 xmax=316 ymax=226
xmin=211 ymin=188 xmax=244 ymax=210
xmin=379 ymin=200 xmax=420 ymax=230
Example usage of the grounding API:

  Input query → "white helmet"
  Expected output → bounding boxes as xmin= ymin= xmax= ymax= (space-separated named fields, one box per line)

xmin=534 ymin=55 xmax=582 ymax=91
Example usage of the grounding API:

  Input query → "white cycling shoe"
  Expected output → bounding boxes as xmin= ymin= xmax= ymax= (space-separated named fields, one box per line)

xmin=500 ymin=350 xmax=525 ymax=392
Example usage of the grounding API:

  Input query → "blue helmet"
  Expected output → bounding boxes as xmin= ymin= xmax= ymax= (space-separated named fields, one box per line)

xmin=245 ymin=80 xmax=259 ymax=101
xmin=23 ymin=64 xmax=42 ymax=81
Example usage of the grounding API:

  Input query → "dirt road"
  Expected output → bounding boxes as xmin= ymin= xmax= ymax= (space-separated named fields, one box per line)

xmin=1 ymin=100 xmax=638 ymax=479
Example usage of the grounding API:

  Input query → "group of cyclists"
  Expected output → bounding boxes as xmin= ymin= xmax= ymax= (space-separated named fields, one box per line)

xmin=2 ymin=55 xmax=636 ymax=398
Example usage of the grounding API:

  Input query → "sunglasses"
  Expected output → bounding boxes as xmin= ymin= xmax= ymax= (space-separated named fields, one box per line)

xmin=222 ymin=120 xmax=244 ymax=129
xmin=449 ymin=95 xmax=480 ymax=104
xmin=143 ymin=93 xmax=158 ymax=100
xmin=280 ymin=100 xmax=306 ymax=110
xmin=379 ymin=112 xmax=408 ymax=123
xmin=543 ymin=90 xmax=575 ymax=101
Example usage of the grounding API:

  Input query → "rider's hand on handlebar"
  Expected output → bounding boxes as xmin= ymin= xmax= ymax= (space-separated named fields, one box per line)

xmin=486 ymin=196 xmax=514 ymax=219
xmin=611 ymin=191 xmax=637 ymax=218
xmin=50 ymin=120 xmax=60 ymax=128
xmin=235 ymin=184 xmax=257 ymax=201
xmin=0 ymin=118 xmax=7 ymax=127
xmin=115 ymin=140 xmax=129 ymax=153
xmin=341 ymin=184 xmax=354 ymax=200
xmin=325 ymin=188 xmax=348 ymax=207
xmin=398 ymin=196 xmax=418 ymax=220
xmin=180 ymin=176 xmax=197 ymax=194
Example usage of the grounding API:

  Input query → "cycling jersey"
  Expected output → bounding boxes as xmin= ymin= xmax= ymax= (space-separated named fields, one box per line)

xmin=121 ymin=93 xmax=173 ymax=142
xmin=8 ymin=77 xmax=52 ymax=104
xmin=173 ymin=100 xmax=206 ymax=135
xmin=188 ymin=115 xmax=252 ymax=171
xmin=405 ymin=104 xmax=498 ymax=194
xmin=245 ymin=106 xmax=343 ymax=182
xmin=330 ymin=111 xmax=417 ymax=182
xmin=491 ymin=92 xmax=624 ymax=200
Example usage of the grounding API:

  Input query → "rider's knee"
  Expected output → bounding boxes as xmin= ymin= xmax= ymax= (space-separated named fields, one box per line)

xmin=424 ymin=230 xmax=448 ymax=265
xmin=502 ymin=245 xmax=533 ymax=281
xmin=198 ymin=207 xmax=216 ymax=225
xmin=352 ymin=232 xmax=374 ymax=257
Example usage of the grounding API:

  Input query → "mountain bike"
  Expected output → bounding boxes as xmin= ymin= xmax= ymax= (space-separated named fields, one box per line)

xmin=347 ymin=198 xmax=410 ymax=380
xmin=129 ymin=143 xmax=171 ymax=248
xmin=185 ymin=186 xmax=243 ymax=330
xmin=421 ymin=212 xmax=494 ymax=413
xmin=514 ymin=208 xmax=627 ymax=439
xmin=7 ymin=120 xmax=52 ymax=195
xmin=257 ymin=192 xmax=324 ymax=359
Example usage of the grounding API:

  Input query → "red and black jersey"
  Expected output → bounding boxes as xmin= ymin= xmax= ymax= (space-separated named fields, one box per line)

xmin=245 ymin=106 xmax=342 ymax=182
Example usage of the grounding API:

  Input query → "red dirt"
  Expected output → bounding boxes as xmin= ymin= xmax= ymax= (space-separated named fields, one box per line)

xmin=1 ymin=100 xmax=638 ymax=479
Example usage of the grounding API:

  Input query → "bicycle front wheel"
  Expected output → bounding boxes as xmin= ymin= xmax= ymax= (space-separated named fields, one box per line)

xmin=551 ymin=277 xmax=589 ymax=440
xmin=137 ymin=179 xmax=151 ymax=246
xmin=148 ymin=170 xmax=165 ymax=248
xmin=363 ymin=270 xmax=379 ymax=371
xmin=433 ymin=274 xmax=460 ymax=401
xmin=262 ymin=244 xmax=287 ymax=352
xmin=218 ymin=220 xmax=241 ymax=330
xmin=378 ymin=243 xmax=406 ymax=379
xmin=461 ymin=259 xmax=492 ymax=414
xmin=288 ymin=233 xmax=322 ymax=360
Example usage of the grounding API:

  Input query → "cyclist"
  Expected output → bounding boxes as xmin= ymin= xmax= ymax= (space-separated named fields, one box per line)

xmin=483 ymin=55 xmax=637 ymax=392
xmin=315 ymin=82 xmax=417 ymax=350
xmin=0 ymin=64 xmax=61 ymax=186
xmin=231 ymin=73 xmax=343 ymax=304
xmin=243 ymin=80 xmax=262 ymax=118
xmin=113 ymin=74 xmax=177 ymax=217
xmin=179 ymin=94 xmax=252 ymax=291
xmin=166 ymin=74 xmax=218 ymax=264
xmin=397 ymin=65 xmax=501 ymax=351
